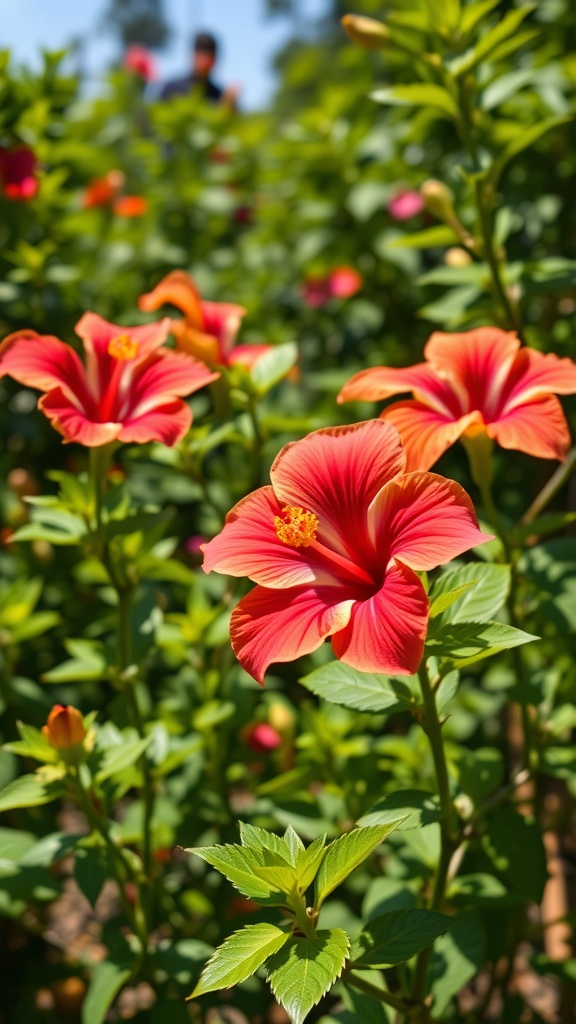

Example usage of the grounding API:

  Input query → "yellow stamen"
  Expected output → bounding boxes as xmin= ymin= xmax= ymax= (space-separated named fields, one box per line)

xmin=274 ymin=505 xmax=318 ymax=547
xmin=107 ymin=333 xmax=139 ymax=360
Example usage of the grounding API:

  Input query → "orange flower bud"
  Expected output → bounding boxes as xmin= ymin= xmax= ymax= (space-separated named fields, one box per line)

xmin=42 ymin=705 xmax=87 ymax=750
xmin=341 ymin=14 xmax=390 ymax=49
xmin=444 ymin=247 xmax=473 ymax=268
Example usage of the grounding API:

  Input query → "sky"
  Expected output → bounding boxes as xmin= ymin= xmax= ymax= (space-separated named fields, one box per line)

xmin=0 ymin=0 xmax=327 ymax=109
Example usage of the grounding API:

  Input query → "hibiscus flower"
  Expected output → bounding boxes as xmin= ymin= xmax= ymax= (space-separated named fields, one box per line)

xmin=202 ymin=420 xmax=490 ymax=683
xmin=338 ymin=327 xmax=576 ymax=470
xmin=0 ymin=314 xmax=218 ymax=447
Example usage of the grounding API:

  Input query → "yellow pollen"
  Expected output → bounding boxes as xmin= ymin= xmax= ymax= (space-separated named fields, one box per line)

xmin=107 ymin=333 xmax=139 ymax=360
xmin=274 ymin=505 xmax=318 ymax=547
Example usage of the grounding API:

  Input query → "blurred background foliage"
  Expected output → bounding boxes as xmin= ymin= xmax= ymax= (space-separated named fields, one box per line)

xmin=0 ymin=1 xmax=576 ymax=1021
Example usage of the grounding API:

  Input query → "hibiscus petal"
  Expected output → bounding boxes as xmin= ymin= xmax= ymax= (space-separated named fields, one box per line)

xmin=75 ymin=313 xmax=172 ymax=398
xmin=425 ymin=327 xmax=520 ymax=414
xmin=270 ymin=420 xmax=406 ymax=560
xmin=338 ymin=362 xmax=462 ymax=417
xmin=331 ymin=562 xmax=428 ymax=675
xmin=381 ymin=401 xmax=481 ymax=471
xmin=488 ymin=395 xmax=572 ymax=460
xmin=118 ymin=398 xmax=193 ymax=446
xmin=39 ymin=390 xmax=122 ymax=446
xmin=0 ymin=331 xmax=91 ymax=406
xmin=128 ymin=349 xmax=219 ymax=417
xmin=202 ymin=487 xmax=341 ymax=588
xmin=230 ymin=584 xmax=355 ymax=684
xmin=501 ymin=347 xmax=576 ymax=411
xmin=228 ymin=344 xmax=275 ymax=370
xmin=369 ymin=471 xmax=491 ymax=571
xmin=139 ymin=270 xmax=205 ymax=326
xmin=171 ymin=321 xmax=221 ymax=364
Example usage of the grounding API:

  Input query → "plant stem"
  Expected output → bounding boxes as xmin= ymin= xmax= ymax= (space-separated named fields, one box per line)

xmin=411 ymin=661 xmax=457 ymax=1011
xmin=520 ymin=447 xmax=576 ymax=525
xmin=345 ymin=971 xmax=410 ymax=1014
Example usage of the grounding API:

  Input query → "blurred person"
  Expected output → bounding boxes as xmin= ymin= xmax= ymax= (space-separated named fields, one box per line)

xmin=160 ymin=31 xmax=239 ymax=107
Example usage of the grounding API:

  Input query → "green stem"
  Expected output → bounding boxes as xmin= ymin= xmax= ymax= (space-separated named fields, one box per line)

xmin=411 ymin=662 xmax=457 ymax=1010
xmin=345 ymin=971 xmax=411 ymax=1014
xmin=73 ymin=767 xmax=148 ymax=955
xmin=520 ymin=447 xmax=576 ymax=525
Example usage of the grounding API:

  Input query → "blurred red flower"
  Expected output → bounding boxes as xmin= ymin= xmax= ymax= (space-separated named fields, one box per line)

xmin=0 ymin=146 xmax=38 ymax=200
xmin=123 ymin=45 xmax=156 ymax=81
xmin=114 ymin=195 xmax=149 ymax=217
xmin=244 ymin=722 xmax=283 ymax=753
xmin=302 ymin=266 xmax=362 ymax=307
xmin=139 ymin=270 xmax=273 ymax=369
xmin=83 ymin=170 xmax=125 ymax=208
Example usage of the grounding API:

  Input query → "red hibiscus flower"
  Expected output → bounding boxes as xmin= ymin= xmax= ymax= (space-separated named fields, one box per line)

xmin=0 ymin=314 xmax=219 ymax=447
xmin=139 ymin=270 xmax=272 ymax=370
xmin=202 ymin=420 xmax=490 ymax=683
xmin=339 ymin=328 xmax=576 ymax=471
xmin=113 ymin=195 xmax=149 ymax=217
xmin=83 ymin=170 xmax=125 ymax=208
xmin=0 ymin=146 xmax=38 ymax=200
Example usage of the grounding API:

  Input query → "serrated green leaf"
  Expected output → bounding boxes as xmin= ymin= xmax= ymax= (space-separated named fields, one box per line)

xmin=189 ymin=923 xmax=290 ymax=997
xmin=0 ymin=773 xmax=64 ymax=812
xmin=267 ymin=929 xmax=349 ymax=1024
xmin=429 ymin=564 xmax=510 ymax=623
xmin=189 ymin=844 xmax=286 ymax=904
xmin=357 ymin=790 xmax=440 ymax=831
xmin=95 ymin=735 xmax=152 ymax=784
xmin=3 ymin=722 xmax=57 ymax=763
xmin=82 ymin=960 xmax=131 ymax=1024
xmin=371 ymin=85 xmax=457 ymax=118
xmin=239 ymin=822 xmax=291 ymax=860
xmin=300 ymin=662 xmax=417 ymax=714
xmin=426 ymin=620 xmax=537 ymax=666
xmin=351 ymin=909 xmax=449 ymax=967
xmin=315 ymin=824 xmax=404 ymax=909
xmin=296 ymin=835 xmax=327 ymax=895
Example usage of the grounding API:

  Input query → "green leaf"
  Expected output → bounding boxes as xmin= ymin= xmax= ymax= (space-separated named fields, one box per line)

xmin=20 ymin=831 xmax=81 ymax=867
xmin=351 ymin=909 xmax=449 ymax=967
xmin=0 ymin=773 xmax=64 ymax=812
xmin=452 ymin=5 xmax=536 ymax=76
xmin=3 ymin=722 xmax=57 ymax=762
xmin=42 ymin=639 xmax=107 ymax=684
xmin=490 ymin=115 xmax=574 ymax=188
xmin=189 ymin=923 xmax=290 ymax=997
xmin=74 ymin=844 xmax=109 ymax=908
xmin=387 ymin=226 xmax=458 ymax=249
xmin=249 ymin=342 xmax=298 ymax=394
xmin=481 ymin=69 xmax=535 ymax=111
xmin=95 ymin=735 xmax=153 ymax=784
xmin=483 ymin=807 xmax=547 ymax=902
xmin=82 ymin=960 xmax=131 ymax=1024
xmin=448 ymin=872 xmax=508 ymax=904
xmin=296 ymin=835 xmax=328 ymax=895
xmin=460 ymin=0 xmax=500 ymax=36
xmin=299 ymin=662 xmax=417 ymax=714
xmin=511 ymin=510 xmax=576 ymax=543
xmin=428 ymin=911 xmax=484 ymax=1016
xmin=189 ymin=844 xmax=286 ymax=904
xmin=455 ymin=748 xmax=504 ymax=804
xmin=267 ymin=929 xmax=350 ymax=1024
xmin=371 ymin=85 xmax=457 ymax=119
xmin=315 ymin=824 xmax=404 ymax=909
xmin=357 ymin=790 xmax=440 ymax=831
xmin=425 ymin=621 xmax=537 ymax=666
xmin=429 ymin=564 xmax=510 ymax=623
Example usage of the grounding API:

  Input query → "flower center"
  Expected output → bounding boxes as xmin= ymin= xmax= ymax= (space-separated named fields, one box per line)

xmin=274 ymin=505 xmax=318 ymax=547
xmin=108 ymin=333 xmax=139 ymax=360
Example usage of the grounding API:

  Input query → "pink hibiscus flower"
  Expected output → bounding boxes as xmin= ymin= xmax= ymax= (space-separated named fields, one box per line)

xmin=388 ymin=190 xmax=425 ymax=221
xmin=202 ymin=420 xmax=490 ymax=683
xmin=0 ymin=314 xmax=219 ymax=447
xmin=338 ymin=327 xmax=576 ymax=471
xmin=0 ymin=147 xmax=38 ymax=200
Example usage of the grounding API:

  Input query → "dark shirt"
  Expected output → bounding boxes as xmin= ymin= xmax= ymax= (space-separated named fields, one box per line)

xmin=160 ymin=74 xmax=223 ymax=103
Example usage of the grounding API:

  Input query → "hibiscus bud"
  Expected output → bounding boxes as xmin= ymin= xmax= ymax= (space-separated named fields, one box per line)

xmin=244 ymin=722 xmax=283 ymax=754
xmin=444 ymin=247 xmax=473 ymax=268
xmin=42 ymin=705 xmax=87 ymax=751
xmin=420 ymin=179 xmax=455 ymax=222
xmin=51 ymin=977 xmax=87 ymax=1016
xmin=341 ymin=14 xmax=390 ymax=49
xmin=267 ymin=701 xmax=295 ymax=736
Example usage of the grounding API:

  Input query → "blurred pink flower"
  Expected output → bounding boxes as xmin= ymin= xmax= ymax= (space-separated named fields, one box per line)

xmin=302 ymin=266 xmax=363 ymax=308
xmin=0 ymin=147 xmax=38 ymax=200
xmin=388 ymin=190 xmax=424 ymax=221
xmin=244 ymin=723 xmax=283 ymax=753
xmin=123 ymin=45 xmax=156 ymax=81
xmin=185 ymin=535 xmax=206 ymax=556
